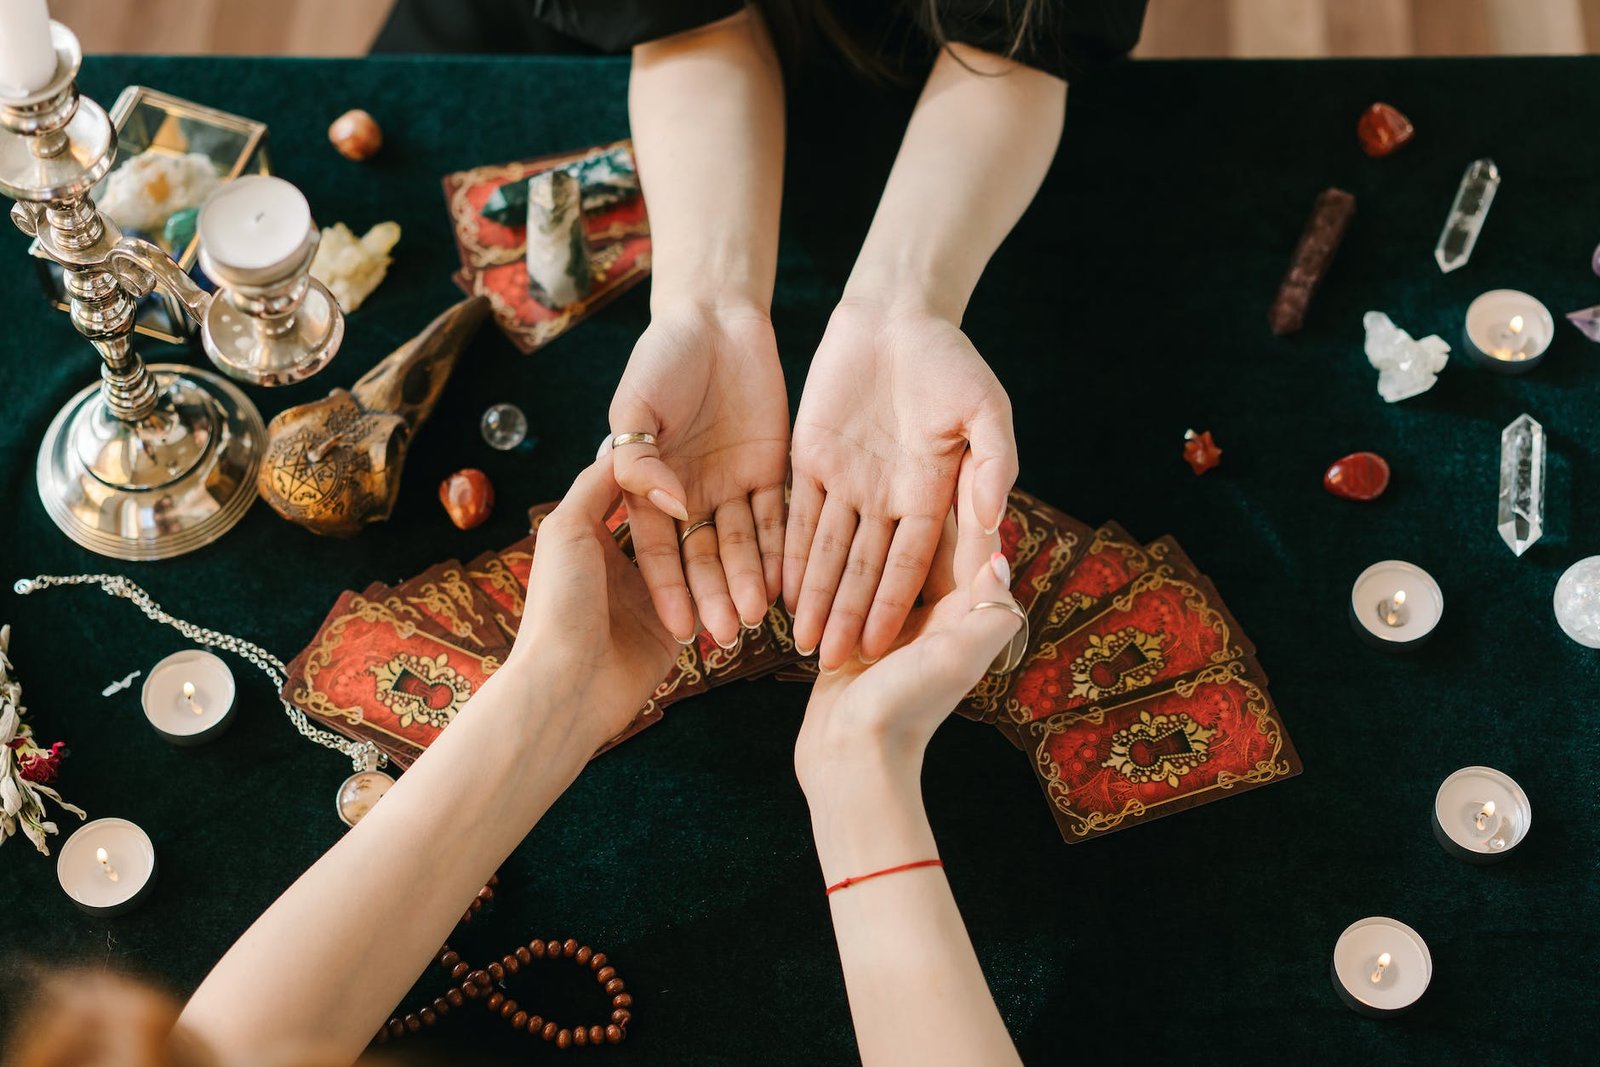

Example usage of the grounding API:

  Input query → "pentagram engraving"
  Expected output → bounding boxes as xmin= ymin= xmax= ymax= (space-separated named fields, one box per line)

xmin=266 ymin=407 xmax=373 ymax=512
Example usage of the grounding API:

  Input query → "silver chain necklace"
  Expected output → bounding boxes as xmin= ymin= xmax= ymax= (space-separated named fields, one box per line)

xmin=14 ymin=573 xmax=394 ymax=823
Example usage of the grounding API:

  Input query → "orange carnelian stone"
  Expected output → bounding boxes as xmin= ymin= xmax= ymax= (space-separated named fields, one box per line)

xmin=1357 ymin=103 xmax=1414 ymax=158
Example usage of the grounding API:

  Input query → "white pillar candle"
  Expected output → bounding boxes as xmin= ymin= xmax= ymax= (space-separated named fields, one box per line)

xmin=57 ymin=818 xmax=157 ymax=916
xmin=140 ymin=649 xmax=236 ymax=745
xmin=0 ymin=0 xmax=56 ymax=98
xmin=1463 ymin=289 xmax=1553 ymax=374
xmin=197 ymin=175 xmax=313 ymax=278
xmin=1331 ymin=917 xmax=1432 ymax=1016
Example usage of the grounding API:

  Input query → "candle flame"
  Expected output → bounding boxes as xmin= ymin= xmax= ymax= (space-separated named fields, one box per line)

xmin=182 ymin=681 xmax=195 ymax=699
xmin=1509 ymin=315 xmax=1524 ymax=334
xmin=1392 ymin=590 xmax=1406 ymax=608
xmin=96 ymin=847 xmax=119 ymax=883
xmin=1369 ymin=952 xmax=1391 ymax=984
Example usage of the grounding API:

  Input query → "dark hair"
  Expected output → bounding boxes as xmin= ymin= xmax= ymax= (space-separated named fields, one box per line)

xmin=761 ymin=0 xmax=1043 ymax=83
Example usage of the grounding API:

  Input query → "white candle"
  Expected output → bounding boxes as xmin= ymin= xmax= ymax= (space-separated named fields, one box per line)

xmin=1350 ymin=561 xmax=1443 ymax=651
xmin=197 ymin=175 xmax=313 ymax=276
xmin=141 ymin=649 xmax=236 ymax=745
xmin=0 ymin=0 xmax=56 ymax=98
xmin=1331 ymin=917 xmax=1431 ymax=1016
xmin=1464 ymin=289 xmax=1553 ymax=374
xmin=1433 ymin=766 xmax=1531 ymax=863
xmin=57 ymin=818 xmax=156 ymax=915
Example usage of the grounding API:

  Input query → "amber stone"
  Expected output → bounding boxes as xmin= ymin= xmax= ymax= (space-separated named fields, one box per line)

xmin=328 ymin=109 xmax=382 ymax=162
xmin=1323 ymin=451 xmax=1390 ymax=501
xmin=439 ymin=468 xmax=494 ymax=529
xmin=1182 ymin=430 xmax=1222 ymax=475
xmin=1357 ymin=103 xmax=1414 ymax=158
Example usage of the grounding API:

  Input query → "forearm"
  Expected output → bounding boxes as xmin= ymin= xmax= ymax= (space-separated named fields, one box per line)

xmin=807 ymin=752 xmax=1020 ymax=1067
xmin=845 ymin=45 xmax=1066 ymax=323
xmin=630 ymin=7 xmax=784 ymax=313
xmin=176 ymin=653 xmax=593 ymax=1064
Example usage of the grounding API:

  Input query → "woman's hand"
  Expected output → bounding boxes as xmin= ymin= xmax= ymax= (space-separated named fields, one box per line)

xmin=795 ymin=461 xmax=1020 ymax=795
xmin=514 ymin=455 xmax=682 ymax=754
xmin=794 ymin=465 xmax=1025 ymax=1067
xmin=607 ymin=305 xmax=790 ymax=649
xmin=786 ymin=297 xmax=1016 ymax=672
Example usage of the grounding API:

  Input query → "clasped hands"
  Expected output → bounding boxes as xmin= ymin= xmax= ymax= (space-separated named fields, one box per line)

xmin=604 ymin=295 xmax=1018 ymax=671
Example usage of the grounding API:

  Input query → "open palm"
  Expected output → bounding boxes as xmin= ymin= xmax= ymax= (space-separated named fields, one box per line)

xmin=609 ymin=308 xmax=789 ymax=646
xmin=787 ymin=300 xmax=1016 ymax=669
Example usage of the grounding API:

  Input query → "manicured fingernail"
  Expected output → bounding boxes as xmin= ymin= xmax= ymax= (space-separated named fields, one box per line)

xmin=741 ymin=616 xmax=763 ymax=631
xmin=990 ymin=551 xmax=1010 ymax=585
xmin=648 ymin=488 xmax=689 ymax=521
xmin=858 ymin=652 xmax=880 ymax=666
xmin=596 ymin=435 xmax=613 ymax=459
xmin=817 ymin=661 xmax=838 ymax=676
xmin=796 ymin=643 xmax=816 ymax=657
xmin=716 ymin=633 xmax=740 ymax=651
xmin=675 ymin=631 xmax=697 ymax=646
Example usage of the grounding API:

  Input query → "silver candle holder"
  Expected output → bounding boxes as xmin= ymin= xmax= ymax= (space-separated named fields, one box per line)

xmin=0 ymin=21 xmax=343 ymax=560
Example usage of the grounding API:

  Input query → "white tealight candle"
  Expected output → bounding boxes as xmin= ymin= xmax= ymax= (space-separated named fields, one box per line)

xmin=141 ymin=650 xmax=236 ymax=745
xmin=57 ymin=818 xmax=157 ymax=916
xmin=1433 ymin=766 xmax=1531 ymax=863
xmin=1464 ymin=289 xmax=1553 ymax=375
xmin=0 ymin=0 xmax=57 ymax=98
xmin=1331 ymin=917 xmax=1432 ymax=1017
xmin=197 ymin=175 xmax=314 ymax=282
xmin=1350 ymin=561 xmax=1443 ymax=651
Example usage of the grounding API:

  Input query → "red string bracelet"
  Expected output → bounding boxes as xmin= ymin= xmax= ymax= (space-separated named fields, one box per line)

xmin=825 ymin=859 xmax=945 ymax=896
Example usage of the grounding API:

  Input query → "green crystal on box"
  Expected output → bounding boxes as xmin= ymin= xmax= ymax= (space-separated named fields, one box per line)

xmin=478 ymin=144 xmax=640 ymax=229
xmin=162 ymin=206 xmax=198 ymax=253
xmin=480 ymin=180 xmax=529 ymax=227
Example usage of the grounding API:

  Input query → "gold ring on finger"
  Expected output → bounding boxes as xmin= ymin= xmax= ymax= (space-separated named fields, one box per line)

xmin=611 ymin=431 xmax=657 ymax=448
xmin=679 ymin=518 xmax=716 ymax=546
xmin=970 ymin=600 xmax=1029 ymax=674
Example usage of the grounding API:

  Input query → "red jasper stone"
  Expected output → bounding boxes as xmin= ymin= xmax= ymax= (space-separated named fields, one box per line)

xmin=1182 ymin=430 xmax=1222 ymax=475
xmin=1357 ymin=103 xmax=1414 ymax=158
xmin=440 ymin=468 xmax=494 ymax=529
xmin=1323 ymin=452 xmax=1390 ymax=501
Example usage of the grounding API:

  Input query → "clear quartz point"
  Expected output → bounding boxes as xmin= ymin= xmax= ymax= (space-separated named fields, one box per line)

xmin=1497 ymin=413 xmax=1545 ymax=557
xmin=1435 ymin=158 xmax=1500 ymax=273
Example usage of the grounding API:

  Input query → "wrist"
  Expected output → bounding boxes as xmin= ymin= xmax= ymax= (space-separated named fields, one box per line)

xmin=801 ymin=748 xmax=936 ymax=885
xmin=649 ymin=275 xmax=773 ymax=320
xmin=495 ymin=644 xmax=603 ymax=764
xmin=841 ymin=249 xmax=970 ymax=325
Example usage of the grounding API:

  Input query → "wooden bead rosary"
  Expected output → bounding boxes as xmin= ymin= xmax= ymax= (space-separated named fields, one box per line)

xmin=373 ymin=874 xmax=633 ymax=1050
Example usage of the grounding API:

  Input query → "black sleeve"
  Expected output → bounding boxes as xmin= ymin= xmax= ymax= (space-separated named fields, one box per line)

xmin=929 ymin=0 xmax=1148 ymax=81
xmin=530 ymin=0 xmax=746 ymax=51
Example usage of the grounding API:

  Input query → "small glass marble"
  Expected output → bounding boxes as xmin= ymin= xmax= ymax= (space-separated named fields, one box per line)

xmin=1554 ymin=556 xmax=1600 ymax=649
xmin=480 ymin=403 xmax=528 ymax=451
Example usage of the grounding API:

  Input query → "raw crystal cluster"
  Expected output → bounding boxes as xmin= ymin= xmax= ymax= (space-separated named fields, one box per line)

xmin=1553 ymin=556 xmax=1600 ymax=649
xmin=1497 ymin=414 xmax=1545 ymax=557
xmin=310 ymin=221 xmax=401 ymax=312
xmin=99 ymin=151 xmax=221 ymax=233
xmin=1363 ymin=311 xmax=1449 ymax=402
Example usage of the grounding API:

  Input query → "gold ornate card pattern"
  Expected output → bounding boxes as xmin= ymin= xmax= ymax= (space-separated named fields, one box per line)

xmin=1027 ymin=661 xmax=1293 ymax=839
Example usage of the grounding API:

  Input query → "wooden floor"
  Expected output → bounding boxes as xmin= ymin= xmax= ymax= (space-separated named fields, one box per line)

xmin=49 ymin=0 xmax=1600 ymax=57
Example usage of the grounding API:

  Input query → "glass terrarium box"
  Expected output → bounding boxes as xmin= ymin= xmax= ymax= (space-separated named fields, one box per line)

xmin=32 ymin=86 xmax=270 ymax=344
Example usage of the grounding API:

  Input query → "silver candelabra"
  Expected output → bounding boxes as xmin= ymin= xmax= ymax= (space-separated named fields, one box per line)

xmin=0 ymin=21 xmax=343 ymax=560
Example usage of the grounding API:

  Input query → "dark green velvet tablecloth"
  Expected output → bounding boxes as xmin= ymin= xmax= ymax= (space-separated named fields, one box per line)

xmin=1 ymin=53 xmax=1597 ymax=1065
